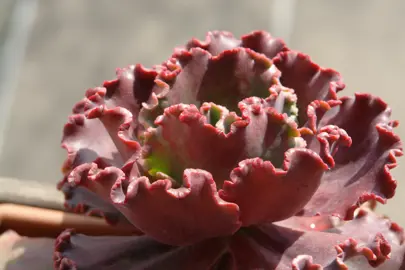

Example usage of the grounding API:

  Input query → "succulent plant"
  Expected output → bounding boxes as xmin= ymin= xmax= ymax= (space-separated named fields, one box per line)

xmin=55 ymin=31 xmax=404 ymax=269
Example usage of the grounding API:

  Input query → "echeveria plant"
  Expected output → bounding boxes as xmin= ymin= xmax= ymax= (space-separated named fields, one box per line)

xmin=55 ymin=31 xmax=404 ymax=269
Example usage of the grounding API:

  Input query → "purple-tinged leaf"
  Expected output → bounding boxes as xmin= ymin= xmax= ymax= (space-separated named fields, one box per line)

xmin=61 ymin=114 xmax=125 ymax=173
xmin=112 ymin=169 xmax=241 ymax=246
xmin=54 ymin=211 xmax=405 ymax=269
xmin=303 ymin=124 xmax=352 ymax=168
xmin=273 ymin=51 xmax=345 ymax=125
xmin=238 ymin=96 xmax=304 ymax=167
xmin=85 ymin=106 xmax=140 ymax=162
xmin=59 ymin=160 xmax=140 ymax=225
xmin=219 ymin=149 xmax=327 ymax=226
xmin=54 ymin=230 xmax=230 ymax=270
xmin=164 ymin=47 xmax=280 ymax=112
xmin=67 ymin=162 xmax=240 ymax=246
xmin=61 ymin=64 xmax=165 ymax=173
xmin=277 ymin=210 xmax=405 ymax=269
xmin=322 ymin=209 xmax=405 ymax=269
xmin=102 ymin=65 xmax=157 ymax=113
xmin=240 ymin=31 xmax=289 ymax=59
xmin=302 ymin=93 xmax=403 ymax=219
xmin=179 ymin=30 xmax=288 ymax=59
xmin=58 ymin=177 xmax=123 ymax=224
xmin=304 ymin=99 xmax=342 ymax=133
xmin=141 ymin=98 xmax=306 ymax=186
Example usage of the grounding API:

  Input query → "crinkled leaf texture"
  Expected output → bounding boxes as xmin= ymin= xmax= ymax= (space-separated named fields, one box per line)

xmin=54 ymin=31 xmax=404 ymax=269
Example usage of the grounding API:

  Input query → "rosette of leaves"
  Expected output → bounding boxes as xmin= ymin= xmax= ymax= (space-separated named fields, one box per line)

xmin=55 ymin=31 xmax=404 ymax=269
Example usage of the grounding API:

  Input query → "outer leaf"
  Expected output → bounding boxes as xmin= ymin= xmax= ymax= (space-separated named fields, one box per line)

xmin=58 ymin=176 xmax=124 ymax=224
xmin=67 ymin=162 xmax=240 ymax=246
xmin=267 ymin=210 xmax=405 ymax=269
xmin=59 ymin=158 xmax=141 ymax=224
xmin=322 ymin=209 xmax=405 ymax=269
xmin=61 ymin=64 xmax=159 ymax=173
xmin=54 ymin=230 xmax=229 ymax=270
xmin=302 ymin=93 xmax=403 ymax=219
xmin=61 ymin=113 xmax=125 ymax=174
xmin=59 ymin=65 xmax=167 ymax=221
xmin=0 ymin=231 xmax=54 ymax=270
xmin=53 ymin=211 xmax=405 ymax=269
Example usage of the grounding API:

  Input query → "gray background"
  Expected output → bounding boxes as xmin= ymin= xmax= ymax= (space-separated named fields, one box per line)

xmin=0 ymin=0 xmax=404 ymax=224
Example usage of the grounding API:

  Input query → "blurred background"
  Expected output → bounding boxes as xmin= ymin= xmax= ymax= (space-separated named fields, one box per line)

xmin=0 ymin=0 xmax=404 ymax=223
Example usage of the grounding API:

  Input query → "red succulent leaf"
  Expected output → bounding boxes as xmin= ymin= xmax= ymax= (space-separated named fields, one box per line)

xmin=141 ymin=98 xmax=308 ymax=186
xmin=59 ymin=159 xmax=140 ymax=225
xmin=54 ymin=229 xmax=230 ymax=270
xmin=240 ymin=30 xmax=290 ymax=59
xmin=164 ymin=47 xmax=281 ymax=112
xmin=231 ymin=211 xmax=404 ymax=269
xmin=273 ymin=51 xmax=345 ymax=125
xmin=274 ymin=215 xmax=342 ymax=232
xmin=237 ymin=96 xmax=303 ymax=167
xmin=277 ymin=209 xmax=405 ymax=269
xmin=140 ymin=45 xmax=281 ymax=130
xmin=112 ymin=169 xmax=241 ymax=246
xmin=219 ymin=149 xmax=327 ymax=226
xmin=61 ymin=65 xmax=160 ymax=172
xmin=302 ymin=93 xmax=403 ymax=219
xmin=323 ymin=209 xmax=405 ymax=269
xmin=61 ymin=63 xmax=177 ymax=176
xmin=85 ymin=106 xmax=140 ymax=162
xmin=101 ymin=64 xmax=161 ymax=119
xmin=140 ymin=103 xmax=248 ymax=185
xmin=57 ymin=177 xmax=124 ymax=224
xmin=61 ymin=114 xmax=125 ymax=173
xmin=67 ymin=162 xmax=240 ymax=246
xmin=179 ymin=30 xmax=240 ymax=57
xmin=303 ymin=124 xmax=352 ymax=168
xmin=300 ymin=100 xmax=352 ymax=168
xmin=178 ymin=30 xmax=288 ymax=59
xmin=60 ymin=65 xmax=167 ymax=220
xmin=53 ymin=211 xmax=405 ymax=269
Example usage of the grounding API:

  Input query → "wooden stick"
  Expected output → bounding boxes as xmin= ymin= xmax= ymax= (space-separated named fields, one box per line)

xmin=0 ymin=203 xmax=141 ymax=238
